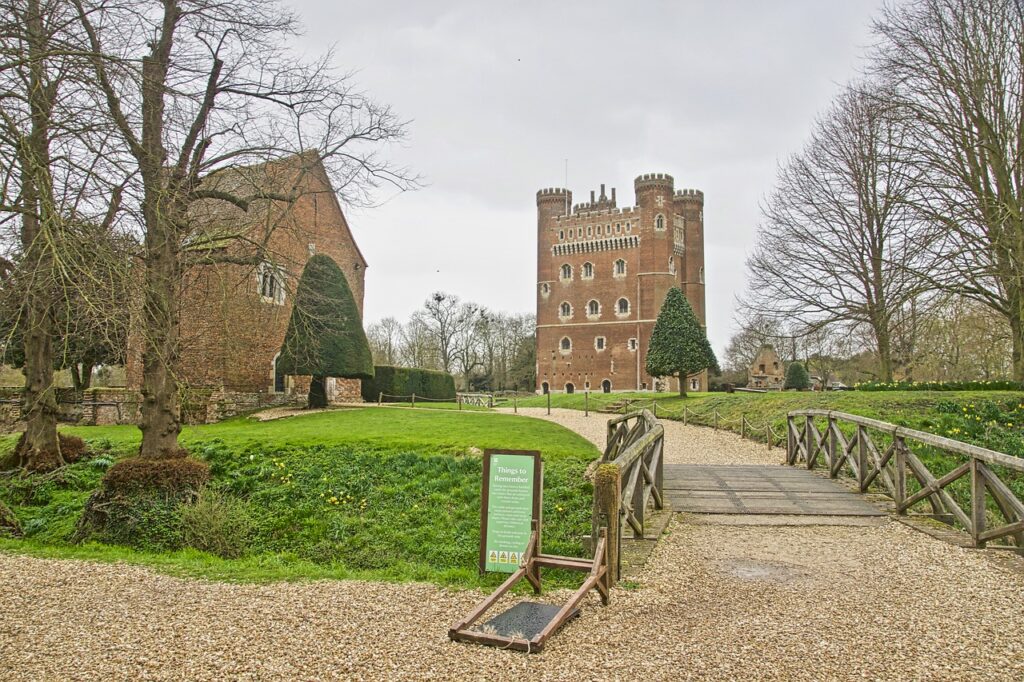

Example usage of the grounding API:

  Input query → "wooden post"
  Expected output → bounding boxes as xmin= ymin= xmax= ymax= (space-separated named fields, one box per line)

xmin=805 ymin=416 xmax=815 ymax=469
xmin=585 ymin=392 xmax=589 ymax=417
xmin=827 ymin=415 xmax=837 ymax=476
xmin=766 ymin=424 xmax=772 ymax=450
xmin=412 ymin=393 xmax=416 ymax=408
xmin=857 ymin=426 xmax=868 ymax=492
xmin=513 ymin=396 xmax=518 ymax=414
xmin=547 ymin=391 xmax=551 ymax=415
xmin=378 ymin=392 xmax=383 ymax=407
xmin=895 ymin=437 xmax=907 ymax=512
xmin=683 ymin=406 xmax=688 ymax=426
xmin=714 ymin=410 xmax=719 ymax=430
xmin=592 ymin=463 xmax=621 ymax=585
xmin=458 ymin=395 xmax=462 ymax=411
xmin=653 ymin=402 xmax=658 ymax=419
xmin=971 ymin=458 xmax=987 ymax=548
xmin=741 ymin=414 xmax=746 ymax=439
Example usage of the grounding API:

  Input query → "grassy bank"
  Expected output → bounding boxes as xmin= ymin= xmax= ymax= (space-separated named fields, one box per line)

xmin=0 ymin=408 xmax=599 ymax=586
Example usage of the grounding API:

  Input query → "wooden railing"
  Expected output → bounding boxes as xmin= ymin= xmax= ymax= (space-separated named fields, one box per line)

xmin=787 ymin=409 xmax=1024 ymax=551
xmin=600 ymin=409 xmax=665 ymax=538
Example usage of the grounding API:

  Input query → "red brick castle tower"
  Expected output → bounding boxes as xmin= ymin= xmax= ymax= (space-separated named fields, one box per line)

xmin=535 ymin=173 xmax=706 ymax=393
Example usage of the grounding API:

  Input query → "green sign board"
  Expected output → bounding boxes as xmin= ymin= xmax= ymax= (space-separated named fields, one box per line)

xmin=480 ymin=450 xmax=542 ymax=574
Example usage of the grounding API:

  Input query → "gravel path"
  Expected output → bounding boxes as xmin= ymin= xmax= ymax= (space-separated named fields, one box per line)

xmin=2 ymin=410 xmax=1023 ymax=680
xmin=499 ymin=407 xmax=782 ymax=465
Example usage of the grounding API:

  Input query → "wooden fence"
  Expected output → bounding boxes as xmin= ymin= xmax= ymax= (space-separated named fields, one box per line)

xmin=589 ymin=409 xmax=665 ymax=583
xmin=787 ymin=409 xmax=1024 ymax=551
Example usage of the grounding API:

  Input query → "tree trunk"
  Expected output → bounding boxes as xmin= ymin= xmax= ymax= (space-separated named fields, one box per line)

xmin=1011 ymin=314 xmax=1024 ymax=382
xmin=875 ymin=326 xmax=894 ymax=383
xmin=308 ymin=376 xmax=328 ymax=408
xmin=70 ymin=364 xmax=82 ymax=392
xmin=80 ymin=363 xmax=93 ymax=390
xmin=679 ymin=375 xmax=687 ymax=398
xmin=15 ymin=0 xmax=62 ymax=472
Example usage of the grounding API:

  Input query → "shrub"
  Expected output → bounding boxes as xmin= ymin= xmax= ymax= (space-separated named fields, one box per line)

xmin=93 ymin=491 xmax=185 ymax=551
xmin=857 ymin=380 xmax=1022 ymax=392
xmin=361 ymin=365 xmax=457 ymax=402
xmin=102 ymin=456 xmax=210 ymax=495
xmin=785 ymin=362 xmax=810 ymax=390
xmin=180 ymin=489 xmax=254 ymax=559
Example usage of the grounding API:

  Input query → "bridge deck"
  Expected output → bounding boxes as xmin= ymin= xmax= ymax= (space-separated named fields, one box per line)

xmin=664 ymin=464 xmax=884 ymax=516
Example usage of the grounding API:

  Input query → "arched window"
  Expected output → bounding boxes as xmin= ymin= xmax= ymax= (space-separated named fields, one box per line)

xmin=560 ymin=264 xmax=572 ymax=280
xmin=601 ymin=379 xmax=612 ymax=393
xmin=258 ymin=262 xmax=285 ymax=305
xmin=272 ymin=352 xmax=285 ymax=393
xmin=559 ymin=301 xmax=572 ymax=318
xmin=668 ymin=257 xmax=676 ymax=275
xmin=560 ymin=336 xmax=572 ymax=351
xmin=540 ymin=282 xmax=550 ymax=296
xmin=541 ymin=381 xmax=550 ymax=394
xmin=655 ymin=214 xmax=665 ymax=231
xmin=587 ymin=300 xmax=600 ymax=316
xmin=565 ymin=383 xmax=575 ymax=394
xmin=617 ymin=298 xmax=630 ymax=315
xmin=699 ymin=266 xmax=705 ymax=284
xmin=614 ymin=259 xmax=626 ymax=276
xmin=582 ymin=262 xmax=594 ymax=279
xmin=558 ymin=230 xmax=564 ymax=240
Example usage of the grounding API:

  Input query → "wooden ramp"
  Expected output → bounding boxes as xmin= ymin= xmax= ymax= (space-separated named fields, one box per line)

xmin=664 ymin=464 xmax=884 ymax=516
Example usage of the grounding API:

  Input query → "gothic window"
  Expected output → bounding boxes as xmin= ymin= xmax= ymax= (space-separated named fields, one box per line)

xmin=560 ymin=336 xmax=572 ymax=352
xmin=559 ymin=301 xmax=572 ymax=318
xmin=272 ymin=352 xmax=285 ymax=393
xmin=587 ymin=299 xmax=600 ymax=316
xmin=582 ymin=262 xmax=594 ymax=279
xmin=258 ymin=262 xmax=285 ymax=305
xmin=595 ymin=336 xmax=606 ymax=351
xmin=560 ymin=263 xmax=572 ymax=280
xmin=540 ymin=282 xmax=550 ymax=296
xmin=614 ymin=259 xmax=626 ymax=276
xmin=628 ymin=338 xmax=638 ymax=351
xmin=655 ymin=214 xmax=665 ymax=231
xmin=617 ymin=298 xmax=630 ymax=315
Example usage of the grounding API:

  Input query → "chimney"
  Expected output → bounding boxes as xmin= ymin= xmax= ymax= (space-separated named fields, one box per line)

xmin=611 ymin=187 xmax=616 ymax=204
xmin=590 ymin=190 xmax=595 ymax=204
xmin=600 ymin=183 xmax=606 ymax=200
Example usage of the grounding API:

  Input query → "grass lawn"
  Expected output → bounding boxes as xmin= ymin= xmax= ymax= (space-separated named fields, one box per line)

xmin=0 ymin=408 xmax=599 ymax=587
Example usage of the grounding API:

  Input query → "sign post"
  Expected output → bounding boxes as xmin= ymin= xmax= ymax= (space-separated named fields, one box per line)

xmin=480 ymin=449 xmax=542 ymax=574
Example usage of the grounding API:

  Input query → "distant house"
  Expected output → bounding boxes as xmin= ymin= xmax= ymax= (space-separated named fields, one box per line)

xmin=747 ymin=346 xmax=784 ymax=391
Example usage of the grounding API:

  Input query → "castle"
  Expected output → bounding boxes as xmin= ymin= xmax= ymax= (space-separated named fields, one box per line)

xmin=535 ymin=173 xmax=706 ymax=393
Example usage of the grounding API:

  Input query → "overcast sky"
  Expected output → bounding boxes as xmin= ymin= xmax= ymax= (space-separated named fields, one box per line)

xmin=291 ymin=0 xmax=886 ymax=355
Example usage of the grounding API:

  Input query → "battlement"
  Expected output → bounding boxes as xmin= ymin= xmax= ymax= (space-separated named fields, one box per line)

xmin=674 ymin=188 xmax=704 ymax=203
xmin=537 ymin=187 xmax=571 ymax=201
xmin=555 ymin=206 xmax=637 ymax=221
xmin=634 ymin=173 xmax=675 ymax=192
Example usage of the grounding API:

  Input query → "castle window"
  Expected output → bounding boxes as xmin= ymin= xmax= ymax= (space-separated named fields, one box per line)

xmin=559 ymin=230 xmax=564 ymax=240
xmin=258 ymin=262 xmax=285 ymax=305
xmin=587 ymin=299 xmax=600 ymax=316
xmin=668 ymin=257 xmax=676 ymax=275
xmin=607 ymin=225 xmax=612 ymax=235
xmin=616 ymin=224 xmax=621 ymax=234
xmin=540 ymin=282 xmax=550 ymax=297
xmin=655 ymin=214 xmax=665 ymax=231
xmin=577 ymin=228 xmax=583 ymax=238
xmin=582 ymin=262 xmax=594 ymax=279
xmin=614 ymin=259 xmax=626 ymax=277
xmin=587 ymin=226 xmax=592 ymax=237
xmin=699 ymin=266 xmax=704 ymax=284
xmin=626 ymin=222 xmax=632 ymax=233
xmin=560 ymin=264 xmax=572 ymax=280
xmin=617 ymin=298 xmax=630 ymax=315
xmin=628 ymin=338 xmax=638 ymax=351
xmin=595 ymin=336 xmax=606 ymax=351
xmin=560 ymin=336 xmax=572 ymax=352
xmin=559 ymin=301 xmax=572 ymax=319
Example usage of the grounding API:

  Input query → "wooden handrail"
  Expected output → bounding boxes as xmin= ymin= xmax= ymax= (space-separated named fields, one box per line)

xmin=786 ymin=410 xmax=1024 ymax=552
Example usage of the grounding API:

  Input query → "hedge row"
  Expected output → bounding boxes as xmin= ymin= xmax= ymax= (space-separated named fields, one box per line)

xmin=361 ymin=365 xmax=456 ymax=402
xmin=856 ymin=380 xmax=1023 ymax=392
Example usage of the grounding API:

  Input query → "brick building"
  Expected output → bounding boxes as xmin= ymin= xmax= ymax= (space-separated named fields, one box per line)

xmin=535 ymin=173 xmax=706 ymax=394
xmin=127 ymin=152 xmax=368 ymax=415
xmin=747 ymin=345 xmax=784 ymax=391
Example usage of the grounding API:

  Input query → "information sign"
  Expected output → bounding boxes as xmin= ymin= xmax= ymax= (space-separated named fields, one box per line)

xmin=479 ymin=450 xmax=541 ymax=574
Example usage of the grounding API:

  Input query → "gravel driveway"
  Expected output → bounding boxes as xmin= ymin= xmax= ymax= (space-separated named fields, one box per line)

xmin=2 ymin=410 xmax=1023 ymax=680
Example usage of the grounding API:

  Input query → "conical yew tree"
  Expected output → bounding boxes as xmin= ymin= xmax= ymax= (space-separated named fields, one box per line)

xmin=277 ymin=254 xmax=373 ymax=407
xmin=645 ymin=287 xmax=718 ymax=397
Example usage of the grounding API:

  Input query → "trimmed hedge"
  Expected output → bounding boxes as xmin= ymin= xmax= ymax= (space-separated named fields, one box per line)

xmin=856 ymin=380 xmax=1023 ymax=392
xmin=361 ymin=366 xmax=456 ymax=402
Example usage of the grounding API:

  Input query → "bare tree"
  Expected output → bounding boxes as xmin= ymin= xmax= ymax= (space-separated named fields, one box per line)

xmin=0 ymin=0 xmax=125 ymax=470
xmin=745 ymin=83 xmax=931 ymax=381
xmin=73 ymin=0 xmax=412 ymax=458
xmin=872 ymin=0 xmax=1024 ymax=379
xmin=416 ymin=292 xmax=480 ymax=375
xmin=366 ymin=316 xmax=403 ymax=366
